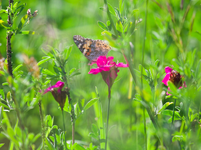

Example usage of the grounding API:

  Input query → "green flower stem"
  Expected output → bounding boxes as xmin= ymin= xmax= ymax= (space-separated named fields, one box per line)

xmin=62 ymin=110 xmax=68 ymax=150
xmin=61 ymin=66 xmax=75 ymax=146
xmin=105 ymin=87 xmax=111 ymax=150
xmin=38 ymin=100 xmax=45 ymax=150
xmin=172 ymin=99 xmax=176 ymax=124
xmin=103 ymin=0 xmax=118 ymax=37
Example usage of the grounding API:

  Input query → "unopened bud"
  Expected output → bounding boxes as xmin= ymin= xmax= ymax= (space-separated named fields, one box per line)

xmin=33 ymin=10 xmax=38 ymax=17
xmin=27 ymin=9 xmax=31 ymax=17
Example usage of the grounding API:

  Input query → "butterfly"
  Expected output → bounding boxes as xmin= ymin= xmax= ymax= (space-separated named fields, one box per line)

xmin=73 ymin=35 xmax=111 ymax=62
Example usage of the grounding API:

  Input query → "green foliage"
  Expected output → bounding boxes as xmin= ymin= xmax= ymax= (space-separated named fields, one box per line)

xmin=0 ymin=0 xmax=201 ymax=150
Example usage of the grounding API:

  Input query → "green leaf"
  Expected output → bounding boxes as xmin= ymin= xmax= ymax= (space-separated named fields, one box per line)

xmin=107 ymin=3 xmax=116 ymax=16
xmin=45 ymin=115 xmax=54 ymax=127
xmin=72 ymin=143 xmax=86 ymax=150
xmin=42 ymin=69 xmax=56 ymax=76
xmin=17 ymin=31 xmax=35 ymax=35
xmin=119 ymin=0 xmax=124 ymax=14
xmin=107 ymin=20 xmax=112 ymax=31
xmin=168 ymin=81 xmax=178 ymax=95
xmin=65 ymin=45 xmax=72 ymax=61
xmin=69 ymin=68 xmax=76 ymax=75
xmin=116 ymin=21 xmax=123 ymax=33
xmin=37 ymin=57 xmax=52 ymax=66
xmin=32 ymin=133 xmax=41 ymax=143
xmin=101 ymin=31 xmax=112 ymax=36
xmin=83 ymin=98 xmax=98 ymax=111
xmin=0 ymin=143 xmax=4 ymax=148
xmin=0 ymin=89 xmax=5 ymax=100
xmin=97 ymin=21 xmax=108 ymax=31
xmin=95 ymin=86 xmax=99 ymax=95
xmin=13 ymin=64 xmax=23 ymax=74
xmin=17 ymin=14 xmax=28 ymax=33
xmin=114 ymin=8 xmax=121 ymax=20
xmin=0 ymin=9 xmax=7 ymax=14
xmin=0 ymin=20 xmax=11 ymax=29
xmin=157 ymin=102 xmax=174 ymax=114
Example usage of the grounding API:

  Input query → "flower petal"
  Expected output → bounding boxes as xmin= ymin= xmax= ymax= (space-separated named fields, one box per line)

xmin=116 ymin=62 xmax=129 ymax=68
xmin=165 ymin=66 xmax=173 ymax=73
xmin=162 ymin=73 xmax=170 ymax=86
xmin=44 ymin=81 xmax=64 ymax=94
xmin=88 ymin=68 xmax=102 ymax=74
xmin=96 ymin=56 xmax=107 ymax=67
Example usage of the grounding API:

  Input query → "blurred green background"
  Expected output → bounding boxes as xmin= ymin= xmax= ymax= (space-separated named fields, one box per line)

xmin=1 ymin=0 xmax=201 ymax=149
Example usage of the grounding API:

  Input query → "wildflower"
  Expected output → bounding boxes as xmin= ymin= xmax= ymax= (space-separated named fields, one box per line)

xmin=89 ymin=56 xmax=128 ymax=88
xmin=162 ymin=66 xmax=186 ymax=94
xmin=44 ymin=81 xmax=67 ymax=110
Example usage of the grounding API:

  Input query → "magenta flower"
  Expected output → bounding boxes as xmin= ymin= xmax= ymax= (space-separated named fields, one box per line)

xmin=89 ymin=56 xmax=129 ymax=88
xmin=44 ymin=81 xmax=67 ymax=110
xmin=162 ymin=66 xmax=186 ymax=94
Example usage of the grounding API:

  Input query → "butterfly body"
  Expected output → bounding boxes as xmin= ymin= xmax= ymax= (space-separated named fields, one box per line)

xmin=73 ymin=35 xmax=111 ymax=61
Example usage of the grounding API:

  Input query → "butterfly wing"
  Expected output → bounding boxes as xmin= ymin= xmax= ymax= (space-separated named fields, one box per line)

xmin=73 ymin=35 xmax=111 ymax=61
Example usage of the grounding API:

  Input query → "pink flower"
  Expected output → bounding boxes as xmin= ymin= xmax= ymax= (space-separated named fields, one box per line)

xmin=89 ymin=56 xmax=129 ymax=88
xmin=44 ymin=81 xmax=64 ymax=94
xmin=162 ymin=66 xmax=186 ymax=95
xmin=44 ymin=81 xmax=67 ymax=110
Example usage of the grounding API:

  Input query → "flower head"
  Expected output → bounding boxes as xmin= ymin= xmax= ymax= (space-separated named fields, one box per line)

xmin=162 ymin=66 xmax=186 ymax=94
xmin=44 ymin=81 xmax=67 ymax=110
xmin=89 ymin=56 xmax=128 ymax=88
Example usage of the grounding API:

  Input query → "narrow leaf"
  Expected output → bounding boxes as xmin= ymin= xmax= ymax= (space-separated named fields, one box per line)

xmin=13 ymin=64 xmax=23 ymax=73
xmin=17 ymin=14 xmax=28 ymax=32
xmin=0 ymin=9 xmax=7 ymax=14
xmin=69 ymin=68 xmax=76 ymax=75
xmin=0 ymin=143 xmax=4 ymax=148
xmin=0 ymin=20 xmax=11 ymax=29
xmin=66 ymin=46 xmax=72 ymax=61
xmin=0 ymin=89 xmax=5 ymax=99
xmin=17 ymin=31 xmax=35 ymax=35
xmin=97 ymin=21 xmax=108 ymax=31
xmin=37 ymin=57 xmax=51 ymax=66
xmin=83 ymin=98 xmax=98 ymax=111
xmin=107 ymin=3 xmax=116 ymax=16
xmin=116 ymin=21 xmax=123 ymax=33
xmin=158 ymin=102 xmax=173 ymax=114
xmin=168 ymin=81 xmax=178 ymax=95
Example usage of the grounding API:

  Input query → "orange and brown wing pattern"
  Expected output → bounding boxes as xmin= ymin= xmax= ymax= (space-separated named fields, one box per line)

xmin=73 ymin=35 xmax=111 ymax=61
